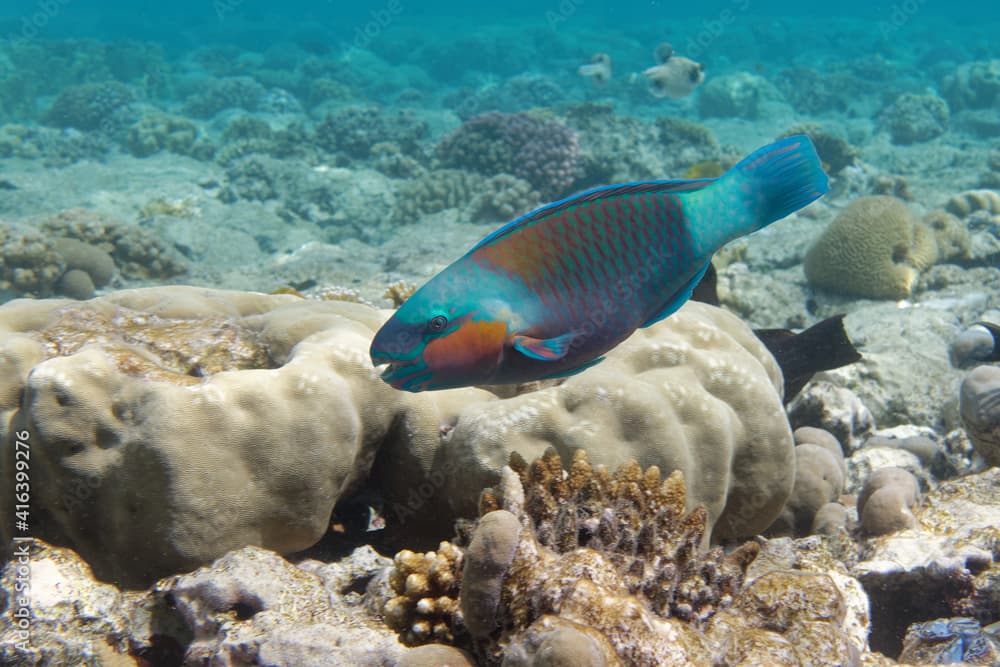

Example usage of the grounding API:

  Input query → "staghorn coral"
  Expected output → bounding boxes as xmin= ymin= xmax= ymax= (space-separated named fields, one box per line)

xmin=42 ymin=81 xmax=134 ymax=131
xmin=436 ymin=111 xmax=580 ymax=199
xmin=40 ymin=209 xmax=187 ymax=280
xmin=804 ymin=196 xmax=939 ymax=299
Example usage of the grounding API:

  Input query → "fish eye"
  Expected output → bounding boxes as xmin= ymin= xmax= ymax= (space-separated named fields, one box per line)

xmin=427 ymin=315 xmax=449 ymax=333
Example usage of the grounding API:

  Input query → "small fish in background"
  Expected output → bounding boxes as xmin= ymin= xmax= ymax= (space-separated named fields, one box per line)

xmin=643 ymin=42 xmax=705 ymax=99
xmin=370 ymin=135 xmax=828 ymax=392
xmin=578 ymin=52 xmax=612 ymax=84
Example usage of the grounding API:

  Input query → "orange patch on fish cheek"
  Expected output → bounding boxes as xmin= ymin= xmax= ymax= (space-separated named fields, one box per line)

xmin=423 ymin=321 xmax=507 ymax=371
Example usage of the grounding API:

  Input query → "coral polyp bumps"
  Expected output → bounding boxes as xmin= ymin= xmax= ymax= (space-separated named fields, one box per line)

xmin=384 ymin=449 xmax=759 ymax=664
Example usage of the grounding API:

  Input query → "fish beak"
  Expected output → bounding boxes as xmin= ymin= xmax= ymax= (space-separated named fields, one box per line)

xmin=370 ymin=352 xmax=427 ymax=391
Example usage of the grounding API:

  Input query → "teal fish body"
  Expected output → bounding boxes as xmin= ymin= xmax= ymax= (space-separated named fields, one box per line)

xmin=370 ymin=135 xmax=828 ymax=391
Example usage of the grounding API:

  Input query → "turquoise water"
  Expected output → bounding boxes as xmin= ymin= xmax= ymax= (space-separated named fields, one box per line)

xmin=2 ymin=1 xmax=1000 ymax=665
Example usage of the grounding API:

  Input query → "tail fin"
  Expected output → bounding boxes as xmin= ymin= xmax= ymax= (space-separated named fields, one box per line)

xmin=755 ymin=315 xmax=862 ymax=403
xmin=726 ymin=134 xmax=829 ymax=232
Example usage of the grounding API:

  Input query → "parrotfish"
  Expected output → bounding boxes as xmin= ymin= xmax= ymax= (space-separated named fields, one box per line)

xmin=370 ymin=135 xmax=828 ymax=392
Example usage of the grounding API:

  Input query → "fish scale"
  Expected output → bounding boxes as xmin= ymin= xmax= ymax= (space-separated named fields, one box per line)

xmin=371 ymin=135 xmax=828 ymax=391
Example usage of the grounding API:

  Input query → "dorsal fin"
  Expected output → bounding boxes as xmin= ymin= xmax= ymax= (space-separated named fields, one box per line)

xmin=468 ymin=177 xmax=717 ymax=254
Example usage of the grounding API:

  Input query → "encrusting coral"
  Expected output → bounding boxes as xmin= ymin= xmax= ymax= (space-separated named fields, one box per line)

xmin=0 ymin=287 xmax=400 ymax=586
xmin=0 ymin=290 xmax=795 ymax=590
xmin=804 ymin=195 xmax=939 ymax=299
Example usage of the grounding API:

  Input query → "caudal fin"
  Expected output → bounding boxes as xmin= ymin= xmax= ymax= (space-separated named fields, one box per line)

xmin=755 ymin=314 xmax=862 ymax=403
xmin=727 ymin=134 xmax=829 ymax=231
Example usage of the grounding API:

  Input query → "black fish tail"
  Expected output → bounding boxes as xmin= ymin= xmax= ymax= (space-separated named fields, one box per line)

xmin=754 ymin=315 xmax=862 ymax=403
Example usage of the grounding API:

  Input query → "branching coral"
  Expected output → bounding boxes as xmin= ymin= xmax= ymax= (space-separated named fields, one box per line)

xmin=42 ymin=81 xmax=134 ymax=131
xmin=489 ymin=449 xmax=759 ymax=623
xmin=385 ymin=450 xmax=760 ymax=665
xmin=436 ymin=111 xmax=580 ymax=199
xmin=383 ymin=542 xmax=464 ymax=646
xmin=40 ymin=209 xmax=187 ymax=280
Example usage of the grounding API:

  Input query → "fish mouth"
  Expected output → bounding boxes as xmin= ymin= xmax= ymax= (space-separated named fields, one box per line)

xmin=371 ymin=356 xmax=428 ymax=391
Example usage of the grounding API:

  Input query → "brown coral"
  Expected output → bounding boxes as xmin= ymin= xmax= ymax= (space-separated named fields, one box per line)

xmin=386 ymin=450 xmax=759 ymax=665
xmin=494 ymin=448 xmax=759 ymax=624
xmin=383 ymin=541 xmax=465 ymax=646
xmin=28 ymin=299 xmax=273 ymax=385
xmin=40 ymin=209 xmax=187 ymax=280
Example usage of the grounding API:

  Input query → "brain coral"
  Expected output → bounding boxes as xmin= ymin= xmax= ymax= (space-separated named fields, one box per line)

xmin=0 ymin=287 xmax=400 ymax=586
xmin=804 ymin=196 xmax=939 ymax=299
xmin=379 ymin=300 xmax=795 ymax=543
xmin=436 ymin=111 xmax=580 ymax=199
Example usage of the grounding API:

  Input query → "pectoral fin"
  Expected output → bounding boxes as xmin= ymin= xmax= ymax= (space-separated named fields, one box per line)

xmin=512 ymin=332 xmax=576 ymax=361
